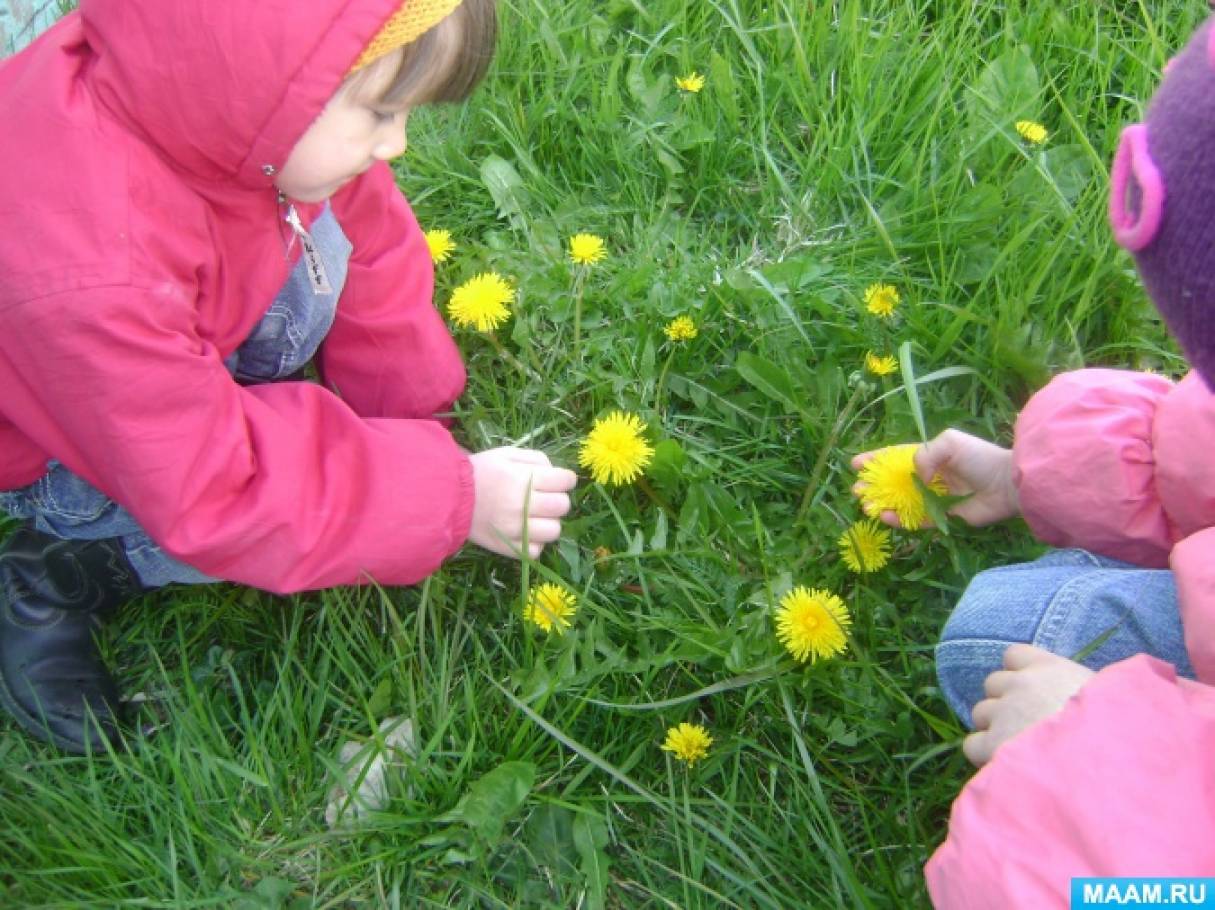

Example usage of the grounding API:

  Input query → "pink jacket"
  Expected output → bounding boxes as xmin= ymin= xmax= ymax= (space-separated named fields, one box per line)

xmin=927 ymin=369 xmax=1215 ymax=905
xmin=0 ymin=0 xmax=475 ymax=593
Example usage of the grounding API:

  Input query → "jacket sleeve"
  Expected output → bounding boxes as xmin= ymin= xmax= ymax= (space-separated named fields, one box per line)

xmin=925 ymin=655 xmax=1215 ymax=908
xmin=1012 ymin=368 xmax=1177 ymax=567
xmin=0 ymin=285 xmax=474 ymax=594
xmin=320 ymin=162 xmax=466 ymax=420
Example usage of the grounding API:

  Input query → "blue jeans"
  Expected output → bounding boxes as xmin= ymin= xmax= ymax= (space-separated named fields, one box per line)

xmin=936 ymin=548 xmax=1195 ymax=727
xmin=0 ymin=206 xmax=352 ymax=588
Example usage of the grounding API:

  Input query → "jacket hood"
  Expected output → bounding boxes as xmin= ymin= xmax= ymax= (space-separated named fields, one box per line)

xmin=79 ymin=0 xmax=402 ymax=189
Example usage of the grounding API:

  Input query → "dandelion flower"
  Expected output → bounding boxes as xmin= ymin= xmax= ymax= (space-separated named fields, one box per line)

xmin=857 ymin=444 xmax=947 ymax=531
xmin=675 ymin=72 xmax=706 ymax=93
xmin=661 ymin=722 xmax=713 ymax=766
xmin=578 ymin=411 xmax=654 ymax=486
xmin=424 ymin=228 xmax=456 ymax=264
xmin=568 ymin=233 xmax=607 ymax=266
xmin=864 ymin=351 xmax=899 ymax=376
xmin=523 ymin=583 xmax=577 ymax=634
xmin=838 ymin=519 xmax=892 ymax=573
xmin=775 ymin=586 xmax=851 ymax=663
xmin=863 ymin=283 xmax=900 ymax=319
xmin=1015 ymin=120 xmax=1048 ymax=144
xmin=447 ymin=272 xmax=514 ymax=331
xmin=664 ymin=315 xmax=698 ymax=342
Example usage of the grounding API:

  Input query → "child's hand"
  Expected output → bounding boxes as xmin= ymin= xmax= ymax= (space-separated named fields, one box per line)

xmin=851 ymin=429 xmax=1020 ymax=528
xmin=468 ymin=447 xmax=578 ymax=560
xmin=963 ymin=644 xmax=1095 ymax=767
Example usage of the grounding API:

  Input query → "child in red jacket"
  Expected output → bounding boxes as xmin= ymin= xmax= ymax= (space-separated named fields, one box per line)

xmin=0 ymin=0 xmax=576 ymax=753
xmin=856 ymin=15 xmax=1215 ymax=902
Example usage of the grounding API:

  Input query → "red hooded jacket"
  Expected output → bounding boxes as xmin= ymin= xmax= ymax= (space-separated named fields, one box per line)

xmin=0 ymin=0 xmax=475 ymax=593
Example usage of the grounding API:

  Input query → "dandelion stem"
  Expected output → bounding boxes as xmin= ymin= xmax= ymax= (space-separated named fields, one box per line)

xmin=571 ymin=267 xmax=587 ymax=357
xmin=654 ymin=349 xmax=676 ymax=414
xmin=486 ymin=331 xmax=535 ymax=379
xmin=636 ymin=476 xmax=677 ymax=521
xmin=796 ymin=382 xmax=867 ymax=526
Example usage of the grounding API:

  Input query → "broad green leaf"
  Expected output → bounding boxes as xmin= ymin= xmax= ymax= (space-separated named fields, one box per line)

xmin=445 ymin=761 xmax=536 ymax=845
xmin=479 ymin=155 xmax=529 ymax=228
xmin=573 ymin=813 xmax=611 ymax=910
xmin=709 ymin=51 xmax=739 ymax=126
xmin=966 ymin=46 xmax=1040 ymax=124
xmin=525 ymin=804 xmax=578 ymax=877
xmin=735 ymin=352 xmax=802 ymax=414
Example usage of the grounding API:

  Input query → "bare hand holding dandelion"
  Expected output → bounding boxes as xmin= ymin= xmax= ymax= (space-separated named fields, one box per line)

xmin=468 ymin=448 xmax=578 ymax=560
xmin=851 ymin=430 xmax=1019 ymax=529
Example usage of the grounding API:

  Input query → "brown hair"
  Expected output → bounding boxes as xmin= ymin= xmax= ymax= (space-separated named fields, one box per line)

xmin=346 ymin=0 xmax=498 ymax=109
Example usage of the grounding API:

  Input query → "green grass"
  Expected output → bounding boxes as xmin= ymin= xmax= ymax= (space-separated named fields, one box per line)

xmin=2 ymin=1 xmax=1208 ymax=906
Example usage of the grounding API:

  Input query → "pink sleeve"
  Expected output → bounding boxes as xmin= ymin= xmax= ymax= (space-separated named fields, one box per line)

xmin=0 ymin=286 xmax=474 ymax=594
xmin=926 ymin=655 xmax=1215 ymax=908
xmin=1013 ymin=369 xmax=1177 ymax=567
xmin=320 ymin=163 xmax=466 ymax=420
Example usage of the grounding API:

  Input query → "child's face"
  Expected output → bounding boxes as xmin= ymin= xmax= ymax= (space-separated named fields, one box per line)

xmin=275 ymin=65 xmax=410 ymax=203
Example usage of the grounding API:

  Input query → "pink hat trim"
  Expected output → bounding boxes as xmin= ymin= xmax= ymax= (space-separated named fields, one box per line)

xmin=1109 ymin=123 xmax=1165 ymax=252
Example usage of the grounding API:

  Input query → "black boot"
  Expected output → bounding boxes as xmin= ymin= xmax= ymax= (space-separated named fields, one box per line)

xmin=0 ymin=527 xmax=144 ymax=753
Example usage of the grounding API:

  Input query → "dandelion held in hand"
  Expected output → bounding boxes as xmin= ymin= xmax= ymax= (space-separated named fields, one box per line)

xmin=675 ymin=72 xmax=706 ymax=93
xmin=863 ymin=283 xmax=900 ymax=319
xmin=864 ymin=351 xmax=898 ymax=376
xmin=424 ymin=228 xmax=456 ymax=264
xmin=661 ymin=722 xmax=713 ymax=765
xmin=775 ymin=586 xmax=851 ymax=663
xmin=664 ymin=315 xmax=698 ymax=342
xmin=447 ymin=272 xmax=514 ymax=331
xmin=524 ymin=583 xmax=577 ymax=634
xmin=579 ymin=411 xmax=654 ymax=486
xmin=858 ymin=444 xmax=947 ymax=530
xmin=568 ymin=233 xmax=607 ymax=266
xmin=838 ymin=519 xmax=892 ymax=573
xmin=1015 ymin=119 xmax=1048 ymax=144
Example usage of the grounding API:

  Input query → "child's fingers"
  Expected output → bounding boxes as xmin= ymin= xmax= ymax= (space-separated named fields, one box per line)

xmin=528 ymin=491 xmax=571 ymax=519
xmin=533 ymin=466 xmax=578 ymax=492
xmin=970 ymin=697 xmax=998 ymax=731
xmin=522 ymin=518 xmax=562 ymax=544
xmin=850 ymin=451 xmax=878 ymax=470
xmin=982 ymin=669 xmax=1015 ymax=698
xmin=508 ymin=448 xmax=553 ymax=467
xmin=961 ymin=730 xmax=992 ymax=767
xmin=1003 ymin=643 xmax=1052 ymax=670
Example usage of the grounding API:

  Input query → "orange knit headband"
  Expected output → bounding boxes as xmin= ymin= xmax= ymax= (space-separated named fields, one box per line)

xmin=350 ymin=0 xmax=463 ymax=72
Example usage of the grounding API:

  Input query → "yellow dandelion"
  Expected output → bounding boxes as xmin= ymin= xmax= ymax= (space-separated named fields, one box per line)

xmin=1015 ymin=120 xmax=1048 ymax=144
xmin=863 ymin=283 xmax=901 ymax=319
xmin=523 ymin=583 xmax=577 ymax=634
xmin=569 ymin=233 xmax=607 ymax=266
xmin=592 ymin=545 xmax=612 ymax=561
xmin=675 ymin=72 xmax=706 ymax=93
xmin=664 ymin=315 xmax=698 ymax=342
xmin=424 ymin=228 xmax=456 ymax=264
xmin=775 ymin=586 xmax=851 ymax=663
xmin=857 ymin=444 xmax=948 ymax=531
xmin=447 ymin=272 xmax=514 ymax=331
xmin=661 ymin=722 xmax=713 ymax=766
xmin=578 ymin=411 xmax=655 ymax=486
xmin=864 ymin=351 xmax=899 ymax=376
xmin=838 ymin=519 xmax=892 ymax=573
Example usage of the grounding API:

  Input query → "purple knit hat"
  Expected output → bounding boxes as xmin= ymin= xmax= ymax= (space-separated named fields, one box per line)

xmin=1109 ymin=16 xmax=1215 ymax=388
